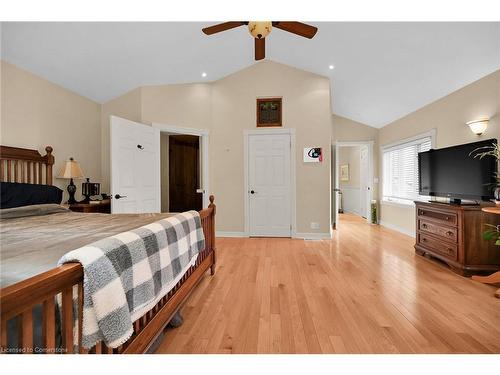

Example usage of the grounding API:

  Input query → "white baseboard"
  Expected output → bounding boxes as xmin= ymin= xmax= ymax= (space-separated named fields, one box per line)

xmin=379 ymin=221 xmax=415 ymax=238
xmin=216 ymin=231 xmax=249 ymax=238
xmin=294 ymin=232 xmax=332 ymax=240
xmin=216 ymin=231 xmax=332 ymax=240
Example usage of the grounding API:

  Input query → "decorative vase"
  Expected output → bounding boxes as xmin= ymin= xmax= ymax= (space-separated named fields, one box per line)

xmin=371 ymin=200 xmax=378 ymax=224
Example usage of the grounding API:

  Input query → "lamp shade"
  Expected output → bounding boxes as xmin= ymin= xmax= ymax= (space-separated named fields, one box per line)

xmin=467 ymin=118 xmax=489 ymax=136
xmin=57 ymin=157 xmax=85 ymax=179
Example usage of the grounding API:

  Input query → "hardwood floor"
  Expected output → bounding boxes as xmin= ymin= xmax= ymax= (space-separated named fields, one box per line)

xmin=156 ymin=213 xmax=500 ymax=354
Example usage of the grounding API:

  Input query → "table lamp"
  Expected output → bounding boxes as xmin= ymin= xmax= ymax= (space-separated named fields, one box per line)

xmin=57 ymin=157 xmax=85 ymax=204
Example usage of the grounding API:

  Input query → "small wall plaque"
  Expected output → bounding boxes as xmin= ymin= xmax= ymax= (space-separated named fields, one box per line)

xmin=256 ymin=98 xmax=282 ymax=127
xmin=304 ymin=147 xmax=323 ymax=163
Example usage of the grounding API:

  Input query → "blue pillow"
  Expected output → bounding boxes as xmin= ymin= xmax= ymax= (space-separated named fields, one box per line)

xmin=0 ymin=182 xmax=63 ymax=209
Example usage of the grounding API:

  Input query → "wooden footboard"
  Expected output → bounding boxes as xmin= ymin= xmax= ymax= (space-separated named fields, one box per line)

xmin=0 ymin=196 xmax=216 ymax=354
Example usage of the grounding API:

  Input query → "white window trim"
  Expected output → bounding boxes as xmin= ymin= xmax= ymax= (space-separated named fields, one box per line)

xmin=380 ymin=129 xmax=436 ymax=207
xmin=380 ymin=129 xmax=436 ymax=152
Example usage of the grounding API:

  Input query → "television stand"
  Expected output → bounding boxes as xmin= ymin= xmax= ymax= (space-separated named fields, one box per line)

xmin=428 ymin=199 xmax=479 ymax=206
xmin=415 ymin=201 xmax=500 ymax=276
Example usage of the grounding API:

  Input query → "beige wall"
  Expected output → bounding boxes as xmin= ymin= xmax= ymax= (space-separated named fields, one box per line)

xmin=1 ymin=61 xmax=101 ymax=201
xmin=332 ymin=114 xmax=379 ymax=143
xmin=102 ymin=61 xmax=332 ymax=234
xmin=211 ymin=61 xmax=332 ymax=234
xmin=141 ymin=83 xmax=212 ymax=128
xmin=378 ymin=69 xmax=500 ymax=234
xmin=338 ymin=146 xmax=361 ymax=189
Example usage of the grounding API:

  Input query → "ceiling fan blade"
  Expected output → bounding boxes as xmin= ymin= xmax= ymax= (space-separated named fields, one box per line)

xmin=202 ymin=22 xmax=246 ymax=35
xmin=255 ymin=38 xmax=265 ymax=60
xmin=273 ymin=22 xmax=318 ymax=39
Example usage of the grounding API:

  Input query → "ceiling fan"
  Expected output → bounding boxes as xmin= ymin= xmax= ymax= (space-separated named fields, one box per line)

xmin=202 ymin=21 xmax=318 ymax=61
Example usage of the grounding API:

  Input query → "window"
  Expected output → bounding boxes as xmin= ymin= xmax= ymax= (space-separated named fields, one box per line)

xmin=382 ymin=134 xmax=433 ymax=205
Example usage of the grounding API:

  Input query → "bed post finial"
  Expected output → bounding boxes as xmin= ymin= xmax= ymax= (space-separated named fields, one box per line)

xmin=44 ymin=146 xmax=54 ymax=185
xmin=45 ymin=146 xmax=54 ymax=165
xmin=209 ymin=195 xmax=215 ymax=213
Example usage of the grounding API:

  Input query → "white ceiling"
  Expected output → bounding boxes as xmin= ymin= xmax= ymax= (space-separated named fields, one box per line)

xmin=1 ymin=22 xmax=499 ymax=128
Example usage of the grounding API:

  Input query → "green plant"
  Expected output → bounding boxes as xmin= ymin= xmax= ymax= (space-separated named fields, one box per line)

xmin=471 ymin=142 xmax=500 ymax=246
xmin=470 ymin=142 xmax=500 ymax=190
xmin=483 ymin=224 xmax=500 ymax=246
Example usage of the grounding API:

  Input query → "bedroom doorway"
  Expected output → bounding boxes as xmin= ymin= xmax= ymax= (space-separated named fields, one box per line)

xmin=166 ymin=134 xmax=202 ymax=212
xmin=333 ymin=141 xmax=374 ymax=228
xmin=153 ymin=123 xmax=210 ymax=212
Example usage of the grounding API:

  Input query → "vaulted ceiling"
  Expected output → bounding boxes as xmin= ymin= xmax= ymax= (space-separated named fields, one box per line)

xmin=1 ymin=22 xmax=499 ymax=128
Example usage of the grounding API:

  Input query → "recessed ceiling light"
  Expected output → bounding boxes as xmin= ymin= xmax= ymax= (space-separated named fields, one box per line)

xmin=328 ymin=65 xmax=335 ymax=70
xmin=201 ymin=72 xmax=207 ymax=77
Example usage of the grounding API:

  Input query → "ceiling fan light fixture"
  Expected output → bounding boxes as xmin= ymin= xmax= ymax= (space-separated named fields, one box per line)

xmin=248 ymin=21 xmax=272 ymax=39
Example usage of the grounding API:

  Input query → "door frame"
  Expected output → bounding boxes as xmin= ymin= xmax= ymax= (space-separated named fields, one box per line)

xmin=243 ymin=128 xmax=296 ymax=237
xmin=334 ymin=140 xmax=374 ymax=225
xmin=152 ymin=123 xmax=210 ymax=209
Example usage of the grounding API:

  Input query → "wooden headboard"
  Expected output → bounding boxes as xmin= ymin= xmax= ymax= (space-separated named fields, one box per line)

xmin=0 ymin=145 xmax=55 ymax=185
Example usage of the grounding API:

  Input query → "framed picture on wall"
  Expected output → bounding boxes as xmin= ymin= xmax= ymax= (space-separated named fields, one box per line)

xmin=256 ymin=97 xmax=282 ymax=127
xmin=340 ymin=164 xmax=349 ymax=181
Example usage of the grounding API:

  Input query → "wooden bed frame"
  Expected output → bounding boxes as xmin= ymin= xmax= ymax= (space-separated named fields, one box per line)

xmin=0 ymin=145 xmax=216 ymax=354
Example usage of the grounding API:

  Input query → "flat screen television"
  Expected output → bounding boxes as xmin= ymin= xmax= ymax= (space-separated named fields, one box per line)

xmin=418 ymin=139 xmax=498 ymax=203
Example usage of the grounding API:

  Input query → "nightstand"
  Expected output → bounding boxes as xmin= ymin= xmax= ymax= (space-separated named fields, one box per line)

xmin=68 ymin=199 xmax=111 ymax=213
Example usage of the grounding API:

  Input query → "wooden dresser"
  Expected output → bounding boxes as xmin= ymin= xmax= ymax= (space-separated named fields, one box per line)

xmin=414 ymin=201 xmax=500 ymax=276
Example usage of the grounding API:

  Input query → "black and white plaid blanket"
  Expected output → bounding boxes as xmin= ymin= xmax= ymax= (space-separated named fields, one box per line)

xmin=58 ymin=211 xmax=205 ymax=349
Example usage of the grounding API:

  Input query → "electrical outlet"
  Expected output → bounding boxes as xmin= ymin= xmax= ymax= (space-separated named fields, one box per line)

xmin=310 ymin=222 xmax=320 ymax=230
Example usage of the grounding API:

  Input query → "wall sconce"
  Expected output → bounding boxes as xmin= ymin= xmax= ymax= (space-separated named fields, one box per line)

xmin=467 ymin=118 xmax=489 ymax=136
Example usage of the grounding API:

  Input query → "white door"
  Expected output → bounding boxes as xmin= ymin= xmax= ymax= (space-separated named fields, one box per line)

xmin=110 ymin=116 xmax=160 ymax=214
xmin=248 ymin=134 xmax=291 ymax=237
xmin=359 ymin=145 xmax=368 ymax=218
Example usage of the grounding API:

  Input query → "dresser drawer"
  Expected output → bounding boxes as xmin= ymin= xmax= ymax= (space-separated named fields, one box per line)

xmin=418 ymin=220 xmax=457 ymax=243
xmin=417 ymin=207 xmax=457 ymax=226
xmin=417 ymin=232 xmax=458 ymax=261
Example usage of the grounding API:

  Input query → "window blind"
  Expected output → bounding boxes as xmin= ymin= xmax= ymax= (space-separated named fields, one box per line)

xmin=382 ymin=137 xmax=432 ymax=203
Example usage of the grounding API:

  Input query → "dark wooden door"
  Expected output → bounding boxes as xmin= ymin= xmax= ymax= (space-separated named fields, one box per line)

xmin=169 ymin=135 xmax=202 ymax=212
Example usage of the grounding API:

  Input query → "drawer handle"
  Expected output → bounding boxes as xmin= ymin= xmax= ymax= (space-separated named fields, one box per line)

xmin=420 ymin=211 xmax=425 ymax=215
xmin=422 ymin=223 xmax=428 ymax=229
xmin=447 ymin=231 xmax=453 ymax=236
xmin=447 ymin=248 xmax=454 ymax=254
xmin=445 ymin=216 xmax=450 ymax=220
xmin=422 ymin=238 xmax=427 ymax=242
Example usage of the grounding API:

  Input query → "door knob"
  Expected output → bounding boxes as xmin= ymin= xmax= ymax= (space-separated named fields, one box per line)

xmin=137 ymin=144 xmax=144 ymax=150
xmin=250 ymin=190 xmax=256 ymax=194
xmin=114 ymin=194 xmax=127 ymax=199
